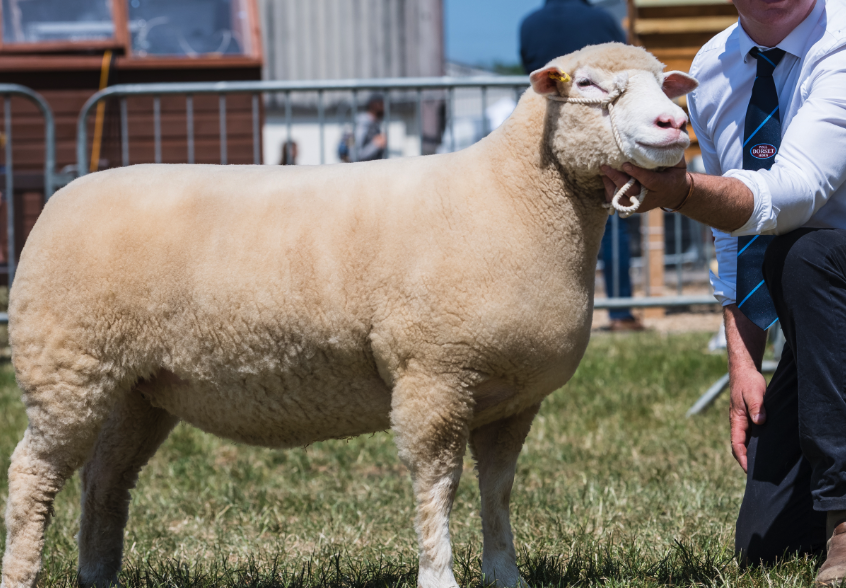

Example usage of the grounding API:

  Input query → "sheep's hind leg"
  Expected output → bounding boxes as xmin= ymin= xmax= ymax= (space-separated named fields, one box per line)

xmin=77 ymin=388 xmax=178 ymax=588
xmin=391 ymin=370 xmax=473 ymax=588
xmin=469 ymin=404 xmax=540 ymax=588
xmin=2 ymin=383 xmax=119 ymax=588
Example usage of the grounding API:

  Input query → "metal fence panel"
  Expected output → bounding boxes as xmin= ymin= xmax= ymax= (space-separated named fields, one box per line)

xmin=0 ymin=84 xmax=55 ymax=288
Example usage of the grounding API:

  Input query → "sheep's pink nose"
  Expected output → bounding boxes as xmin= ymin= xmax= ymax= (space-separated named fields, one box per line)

xmin=655 ymin=114 xmax=687 ymax=131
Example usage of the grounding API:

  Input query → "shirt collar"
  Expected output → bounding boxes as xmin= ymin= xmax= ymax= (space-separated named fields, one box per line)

xmin=739 ymin=0 xmax=824 ymax=62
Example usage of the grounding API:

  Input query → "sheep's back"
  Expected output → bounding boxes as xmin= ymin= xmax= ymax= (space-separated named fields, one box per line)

xmin=10 ymin=164 xmax=412 ymax=389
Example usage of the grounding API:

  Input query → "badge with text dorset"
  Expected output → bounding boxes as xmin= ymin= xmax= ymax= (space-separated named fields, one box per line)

xmin=751 ymin=143 xmax=777 ymax=159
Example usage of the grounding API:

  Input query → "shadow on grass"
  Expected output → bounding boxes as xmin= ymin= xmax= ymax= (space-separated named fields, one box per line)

xmin=521 ymin=540 xmax=733 ymax=586
xmin=35 ymin=540 xmax=820 ymax=588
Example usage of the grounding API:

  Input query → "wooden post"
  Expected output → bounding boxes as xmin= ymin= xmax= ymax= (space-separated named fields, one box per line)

xmin=644 ymin=208 xmax=665 ymax=318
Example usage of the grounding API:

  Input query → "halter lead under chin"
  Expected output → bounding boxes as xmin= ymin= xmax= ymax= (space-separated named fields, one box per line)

xmin=545 ymin=73 xmax=647 ymax=218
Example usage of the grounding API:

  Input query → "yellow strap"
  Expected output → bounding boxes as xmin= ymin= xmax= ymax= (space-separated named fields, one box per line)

xmin=548 ymin=71 xmax=571 ymax=83
xmin=89 ymin=50 xmax=112 ymax=173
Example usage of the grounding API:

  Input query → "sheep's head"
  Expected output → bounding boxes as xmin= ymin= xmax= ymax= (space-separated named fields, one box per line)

xmin=529 ymin=43 xmax=698 ymax=174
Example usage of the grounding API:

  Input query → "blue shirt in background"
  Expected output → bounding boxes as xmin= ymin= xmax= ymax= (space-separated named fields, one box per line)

xmin=519 ymin=0 xmax=626 ymax=74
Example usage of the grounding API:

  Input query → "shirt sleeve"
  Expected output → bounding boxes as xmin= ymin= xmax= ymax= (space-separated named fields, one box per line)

xmin=689 ymin=61 xmax=735 ymax=304
xmin=728 ymin=49 xmax=846 ymax=236
xmin=357 ymin=137 xmax=382 ymax=162
xmin=355 ymin=117 xmax=382 ymax=162
xmin=688 ymin=92 xmax=722 ymax=176
xmin=710 ymin=229 xmax=737 ymax=306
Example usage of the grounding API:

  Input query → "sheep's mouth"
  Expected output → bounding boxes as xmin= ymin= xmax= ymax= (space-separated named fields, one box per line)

xmin=635 ymin=139 xmax=688 ymax=149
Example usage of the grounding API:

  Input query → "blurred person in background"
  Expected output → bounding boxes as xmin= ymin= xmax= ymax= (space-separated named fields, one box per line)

xmin=354 ymin=94 xmax=388 ymax=162
xmin=520 ymin=0 xmax=644 ymax=332
xmin=279 ymin=140 xmax=298 ymax=165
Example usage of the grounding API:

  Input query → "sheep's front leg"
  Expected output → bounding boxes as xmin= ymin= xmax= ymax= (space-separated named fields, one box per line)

xmin=469 ymin=404 xmax=540 ymax=588
xmin=391 ymin=370 xmax=472 ymax=588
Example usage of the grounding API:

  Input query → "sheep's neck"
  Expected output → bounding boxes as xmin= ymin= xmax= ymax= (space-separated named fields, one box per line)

xmin=486 ymin=94 xmax=609 ymax=252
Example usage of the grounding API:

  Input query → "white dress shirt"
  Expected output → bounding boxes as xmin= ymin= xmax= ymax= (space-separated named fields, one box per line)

xmin=688 ymin=0 xmax=846 ymax=306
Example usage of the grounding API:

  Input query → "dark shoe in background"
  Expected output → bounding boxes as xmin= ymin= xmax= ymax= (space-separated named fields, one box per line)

xmin=608 ymin=317 xmax=646 ymax=332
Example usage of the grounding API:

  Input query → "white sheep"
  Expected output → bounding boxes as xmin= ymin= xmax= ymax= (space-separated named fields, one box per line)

xmin=1 ymin=43 xmax=696 ymax=588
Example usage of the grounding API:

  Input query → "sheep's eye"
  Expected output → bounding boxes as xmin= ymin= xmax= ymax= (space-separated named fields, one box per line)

xmin=577 ymin=79 xmax=592 ymax=88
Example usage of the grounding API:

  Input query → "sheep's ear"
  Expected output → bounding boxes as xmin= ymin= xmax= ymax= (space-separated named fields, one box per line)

xmin=662 ymin=71 xmax=698 ymax=99
xmin=530 ymin=66 xmax=571 ymax=96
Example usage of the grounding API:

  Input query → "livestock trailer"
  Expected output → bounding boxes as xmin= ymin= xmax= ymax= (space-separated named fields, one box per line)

xmin=0 ymin=0 xmax=264 ymax=282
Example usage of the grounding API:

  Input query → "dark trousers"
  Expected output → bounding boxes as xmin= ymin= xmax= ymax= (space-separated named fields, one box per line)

xmin=736 ymin=228 xmax=846 ymax=565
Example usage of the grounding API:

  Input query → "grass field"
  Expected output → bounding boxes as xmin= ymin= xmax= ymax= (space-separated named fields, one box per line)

xmin=0 ymin=331 xmax=824 ymax=587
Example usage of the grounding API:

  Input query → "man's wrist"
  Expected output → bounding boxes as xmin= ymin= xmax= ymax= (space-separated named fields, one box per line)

xmin=724 ymin=304 xmax=767 ymax=373
xmin=661 ymin=172 xmax=694 ymax=213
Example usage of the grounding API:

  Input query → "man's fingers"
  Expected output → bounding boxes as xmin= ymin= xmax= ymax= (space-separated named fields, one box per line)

xmin=615 ymin=181 xmax=642 ymax=205
xmin=627 ymin=181 xmax=643 ymax=196
xmin=731 ymin=440 xmax=748 ymax=473
xmin=740 ymin=372 xmax=768 ymax=426
xmin=602 ymin=167 xmax=642 ymax=202
xmin=602 ymin=176 xmax=616 ymax=202
xmin=729 ymin=385 xmax=752 ymax=474
xmin=621 ymin=163 xmax=658 ymax=185
xmin=745 ymin=395 xmax=767 ymax=425
xmin=730 ymin=414 xmax=749 ymax=473
xmin=601 ymin=165 xmax=632 ymax=188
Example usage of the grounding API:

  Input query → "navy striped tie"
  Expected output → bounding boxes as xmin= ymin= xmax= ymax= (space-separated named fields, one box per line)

xmin=736 ymin=47 xmax=785 ymax=331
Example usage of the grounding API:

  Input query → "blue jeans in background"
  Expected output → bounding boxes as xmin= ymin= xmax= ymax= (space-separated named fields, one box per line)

xmin=601 ymin=215 xmax=635 ymax=321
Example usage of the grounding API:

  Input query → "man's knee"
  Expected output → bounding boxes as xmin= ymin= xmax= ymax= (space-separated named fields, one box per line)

xmin=764 ymin=229 xmax=846 ymax=295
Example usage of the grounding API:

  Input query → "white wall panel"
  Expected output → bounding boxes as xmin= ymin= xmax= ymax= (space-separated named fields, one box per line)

xmin=258 ymin=0 xmax=444 ymax=82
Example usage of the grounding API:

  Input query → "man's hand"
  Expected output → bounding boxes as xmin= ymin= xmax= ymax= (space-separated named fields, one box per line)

xmin=723 ymin=304 xmax=768 ymax=473
xmin=600 ymin=161 xmax=755 ymax=233
xmin=601 ymin=159 xmax=689 ymax=212
xmin=373 ymin=133 xmax=387 ymax=149
xmin=729 ymin=364 xmax=767 ymax=473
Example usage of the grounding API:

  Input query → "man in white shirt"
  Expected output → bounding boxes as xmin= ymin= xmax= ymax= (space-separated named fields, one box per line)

xmin=601 ymin=0 xmax=846 ymax=582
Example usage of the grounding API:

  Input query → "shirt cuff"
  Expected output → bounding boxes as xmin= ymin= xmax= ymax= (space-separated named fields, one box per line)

xmin=723 ymin=169 xmax=777 ymax=236
xmin=709 ymin=268 xmax=736 ymax=306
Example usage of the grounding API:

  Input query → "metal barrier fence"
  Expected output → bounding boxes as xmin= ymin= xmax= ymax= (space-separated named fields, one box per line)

xmin=0 ymin=84 xmax=56 ymax=323
xmin=74 ymin=76 xmax=719 ymax=313
xmin=76 ymin=76 xmax=530 ymax=173
xmin=0 ymin=84 xmax=55 ymax=290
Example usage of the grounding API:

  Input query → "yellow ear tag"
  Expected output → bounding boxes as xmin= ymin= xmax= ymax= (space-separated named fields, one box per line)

xmin=548 ymin=71 xmax=571 ymax=83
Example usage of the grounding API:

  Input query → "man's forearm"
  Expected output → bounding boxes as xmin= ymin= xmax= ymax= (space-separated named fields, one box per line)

xmin=724 ymin=304 xmax=768 ymax=374
xmin=681 ymin=173 xmax=754 ymax=233
xmin=724 ymin=302 xmax=770 ymax=474
xmin=603 ymin=162 xmax=755 ymax=233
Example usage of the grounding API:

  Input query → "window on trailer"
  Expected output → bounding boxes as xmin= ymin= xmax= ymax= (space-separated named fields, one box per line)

xmin=128 ymin=0 xmax=250 ymax=57
xmin=1 ymin=0 xmax=114 ymax=44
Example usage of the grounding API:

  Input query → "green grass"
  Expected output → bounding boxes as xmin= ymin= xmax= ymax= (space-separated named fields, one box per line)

xmin=0 ymin=332 xmax=823 ymax=586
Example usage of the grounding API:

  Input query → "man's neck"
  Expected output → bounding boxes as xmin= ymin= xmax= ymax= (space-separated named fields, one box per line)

xmin=739 ymin=0 xmax=816 ymax=48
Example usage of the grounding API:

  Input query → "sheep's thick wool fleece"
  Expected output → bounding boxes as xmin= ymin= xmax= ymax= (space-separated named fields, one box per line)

xmin=13 ymin=156 xmax=599 ymax=443
xmin=9 ymin=48 xmax=656 ymax=445
xmin=2 ymin=43 xmax=686 ymax=588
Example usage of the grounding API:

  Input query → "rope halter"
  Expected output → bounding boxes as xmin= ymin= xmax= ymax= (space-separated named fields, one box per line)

xmin=544 ymin=71 xmax=647 ymax=219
